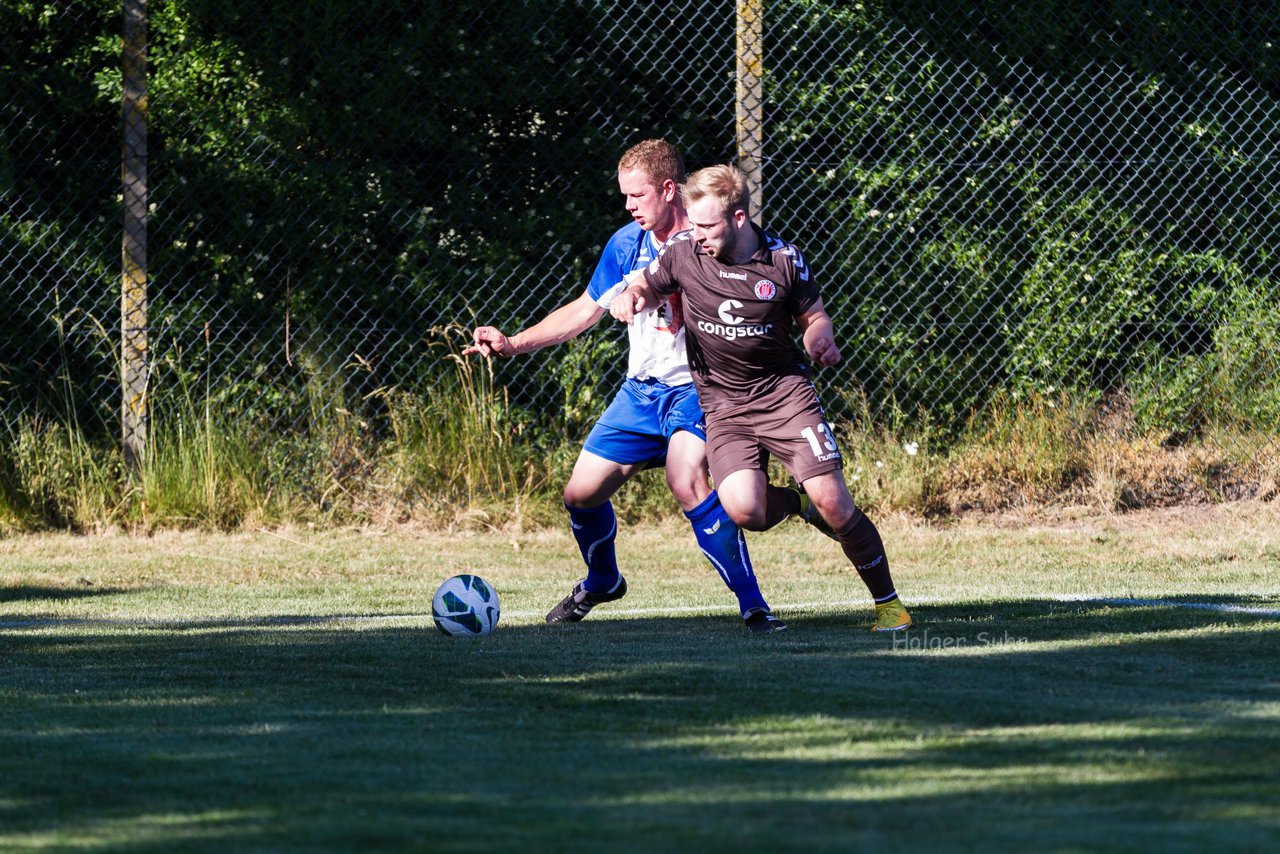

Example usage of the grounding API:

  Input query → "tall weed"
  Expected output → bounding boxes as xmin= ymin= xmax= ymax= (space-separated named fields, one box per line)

xmin=2 ymin=349 xmax=1276 ymax=532
xmin=377 ymin=327 xmax=550 ymax=528
xmin=0 ymin=418 xmax=119 ymax=530
xmin=925 ymin=391 xmax=1093 ymax=511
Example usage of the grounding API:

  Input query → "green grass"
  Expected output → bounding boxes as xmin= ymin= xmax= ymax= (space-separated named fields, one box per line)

xmin=3 ymin=505 xmax=1280 ymax=850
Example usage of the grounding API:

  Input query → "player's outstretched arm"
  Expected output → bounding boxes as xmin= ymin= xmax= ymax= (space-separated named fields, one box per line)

xmin=797 ymin=299 xmax=842 ymax=367
xmin=464 ymin=292 xmax=604 ymax=358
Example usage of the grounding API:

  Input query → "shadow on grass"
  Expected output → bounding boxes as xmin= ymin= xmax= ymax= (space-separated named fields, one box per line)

xmin=0 ymin=584 xmax=133 ymax=604
xmin=1 ymin=599 xmax=1278 ymax=850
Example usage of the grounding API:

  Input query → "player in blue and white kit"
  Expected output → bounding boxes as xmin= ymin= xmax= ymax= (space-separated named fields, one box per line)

xmin=465 ymin=140 xmax=784 ymax=633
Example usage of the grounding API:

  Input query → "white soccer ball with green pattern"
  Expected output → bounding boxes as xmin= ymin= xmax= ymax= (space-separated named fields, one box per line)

xmin=432 ymin=574 xmax=500 ymax=637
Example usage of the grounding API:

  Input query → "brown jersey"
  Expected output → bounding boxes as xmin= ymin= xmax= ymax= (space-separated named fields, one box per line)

xmin=642 ymin=223 xmax=820 ymax=410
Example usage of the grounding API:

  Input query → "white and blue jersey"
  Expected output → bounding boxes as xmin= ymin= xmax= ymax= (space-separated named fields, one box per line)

xmin=587 ymin=222 xmax=691 ymax=386
xmin=583 ymin=222 xmax=705 ymax=467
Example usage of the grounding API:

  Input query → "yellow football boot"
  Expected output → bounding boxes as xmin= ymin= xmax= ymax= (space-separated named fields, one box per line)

xmin=871 ymin=599 xmax=912 ymax=632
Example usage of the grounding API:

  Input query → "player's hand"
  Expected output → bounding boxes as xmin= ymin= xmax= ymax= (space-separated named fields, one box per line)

xmin=807 ymin=335 xmax=841 ymax=367
xmin=609 ymin=286 xmax=648 ymax=324
xmin=463 ymin=326 xmax=514 ymax=357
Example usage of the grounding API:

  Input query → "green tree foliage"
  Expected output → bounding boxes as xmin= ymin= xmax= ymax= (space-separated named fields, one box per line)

xmin=1 ymin=0 xmax=118 ymax=423
xmin=4 ymin=1 xmax=736 ymax=433
xmin=3 ymin=0 xmax=1278 ymax=446
xmin=768 ymin=0 xmax=1280 ymax=437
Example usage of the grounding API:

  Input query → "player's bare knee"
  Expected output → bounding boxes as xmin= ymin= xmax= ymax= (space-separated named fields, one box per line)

xmin=667 ymin=484 xmax=704 ymax=513
xmin=665 ymin=472 xmax=709 ymax=511
xmin=722 ymin=501 xmax=768 ymax=530
xmin=815 ymin=495 xmax=859 ymax=530
xmin=562 ymin=487 xmax=592 ymax=509
xmin=563 ymin=480 xmax=606 ymax=508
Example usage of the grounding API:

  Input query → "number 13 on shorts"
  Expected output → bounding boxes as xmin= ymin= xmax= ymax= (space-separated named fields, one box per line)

xmin=800 ymin=422 xmax=840 ymax=462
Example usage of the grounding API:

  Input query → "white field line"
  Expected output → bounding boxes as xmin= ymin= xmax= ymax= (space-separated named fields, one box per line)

xmin=1052 ymin=594 xmax=1280 ymax=617
xmin=1 ymin=595 xmax=1279 ymax=631
xmin=517 ymin=596 xmax=1280 ymax=620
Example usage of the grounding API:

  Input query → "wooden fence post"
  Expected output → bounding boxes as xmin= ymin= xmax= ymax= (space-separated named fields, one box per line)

xmin=736 ymin=0 xmax=764 ymax=218
xmin=122 ymin=0 xmax=149 ymax=471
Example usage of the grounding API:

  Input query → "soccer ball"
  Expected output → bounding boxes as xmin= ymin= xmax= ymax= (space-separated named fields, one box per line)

xmin=432 ymin=574 xmax=500 ymax=637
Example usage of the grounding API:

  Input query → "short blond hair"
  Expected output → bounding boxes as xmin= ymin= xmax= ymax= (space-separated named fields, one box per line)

xmin=681 ymin=164 xmax=749 ymax=216
xmin=617 ymin=139 xmax=685 ymax=186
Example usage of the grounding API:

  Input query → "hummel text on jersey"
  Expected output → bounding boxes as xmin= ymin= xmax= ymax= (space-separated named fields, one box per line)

xmin=718 ymin=270 xmax=748 ymax=280
xmin=697 ymin=320 xmax=776 ymax=341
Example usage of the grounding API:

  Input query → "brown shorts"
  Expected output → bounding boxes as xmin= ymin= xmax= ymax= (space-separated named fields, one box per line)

xmin=704 ymin=374 xmax=843 ymax=486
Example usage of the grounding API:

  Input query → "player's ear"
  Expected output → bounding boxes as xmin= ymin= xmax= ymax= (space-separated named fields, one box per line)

xmin=660 ymin=178 xmax=677 ymax=201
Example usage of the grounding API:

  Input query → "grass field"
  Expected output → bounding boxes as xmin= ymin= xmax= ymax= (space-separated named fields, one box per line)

xmin=3 ymin=503 xmax=1280 ymax=851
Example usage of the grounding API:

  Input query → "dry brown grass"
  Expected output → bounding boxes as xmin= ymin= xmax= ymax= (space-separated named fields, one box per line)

xmin=876 ymin=393 xmax=1280 ymax=516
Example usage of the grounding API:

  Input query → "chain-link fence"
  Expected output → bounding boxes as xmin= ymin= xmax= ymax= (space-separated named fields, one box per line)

xmin=4 ymin=1 xmax=1278 ymax=464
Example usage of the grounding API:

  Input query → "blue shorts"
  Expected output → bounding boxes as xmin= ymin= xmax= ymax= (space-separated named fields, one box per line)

xmin=582 ymin=379 xmax=707 ymax=468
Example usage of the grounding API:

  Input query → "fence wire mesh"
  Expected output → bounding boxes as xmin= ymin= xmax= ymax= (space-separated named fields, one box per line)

xmin=3 ymin=1 xmax=1278 ymax=472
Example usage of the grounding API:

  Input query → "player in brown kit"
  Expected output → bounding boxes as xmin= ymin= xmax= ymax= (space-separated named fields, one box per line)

xmin=611 ymin=164 xmax=911 ymax=631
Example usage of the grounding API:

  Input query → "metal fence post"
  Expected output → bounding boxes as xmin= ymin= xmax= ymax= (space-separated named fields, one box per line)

xmin=736 ymin=0 xmax=764 ymax=218
xmin=122 ymin=0 xmax=149 ymax=471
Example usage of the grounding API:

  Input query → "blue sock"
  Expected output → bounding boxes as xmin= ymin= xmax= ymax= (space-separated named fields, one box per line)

xmin=685 ymin=492 xmax=768 ymax=617
xmin=566 ymin=502 xmax=621 ymax=594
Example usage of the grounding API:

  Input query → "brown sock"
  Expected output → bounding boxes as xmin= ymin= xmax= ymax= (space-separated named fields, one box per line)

xmin=761 ymin=484 xmax=801 ymax=531
xmin=834 ymin=509 xmax=897 ymax=603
